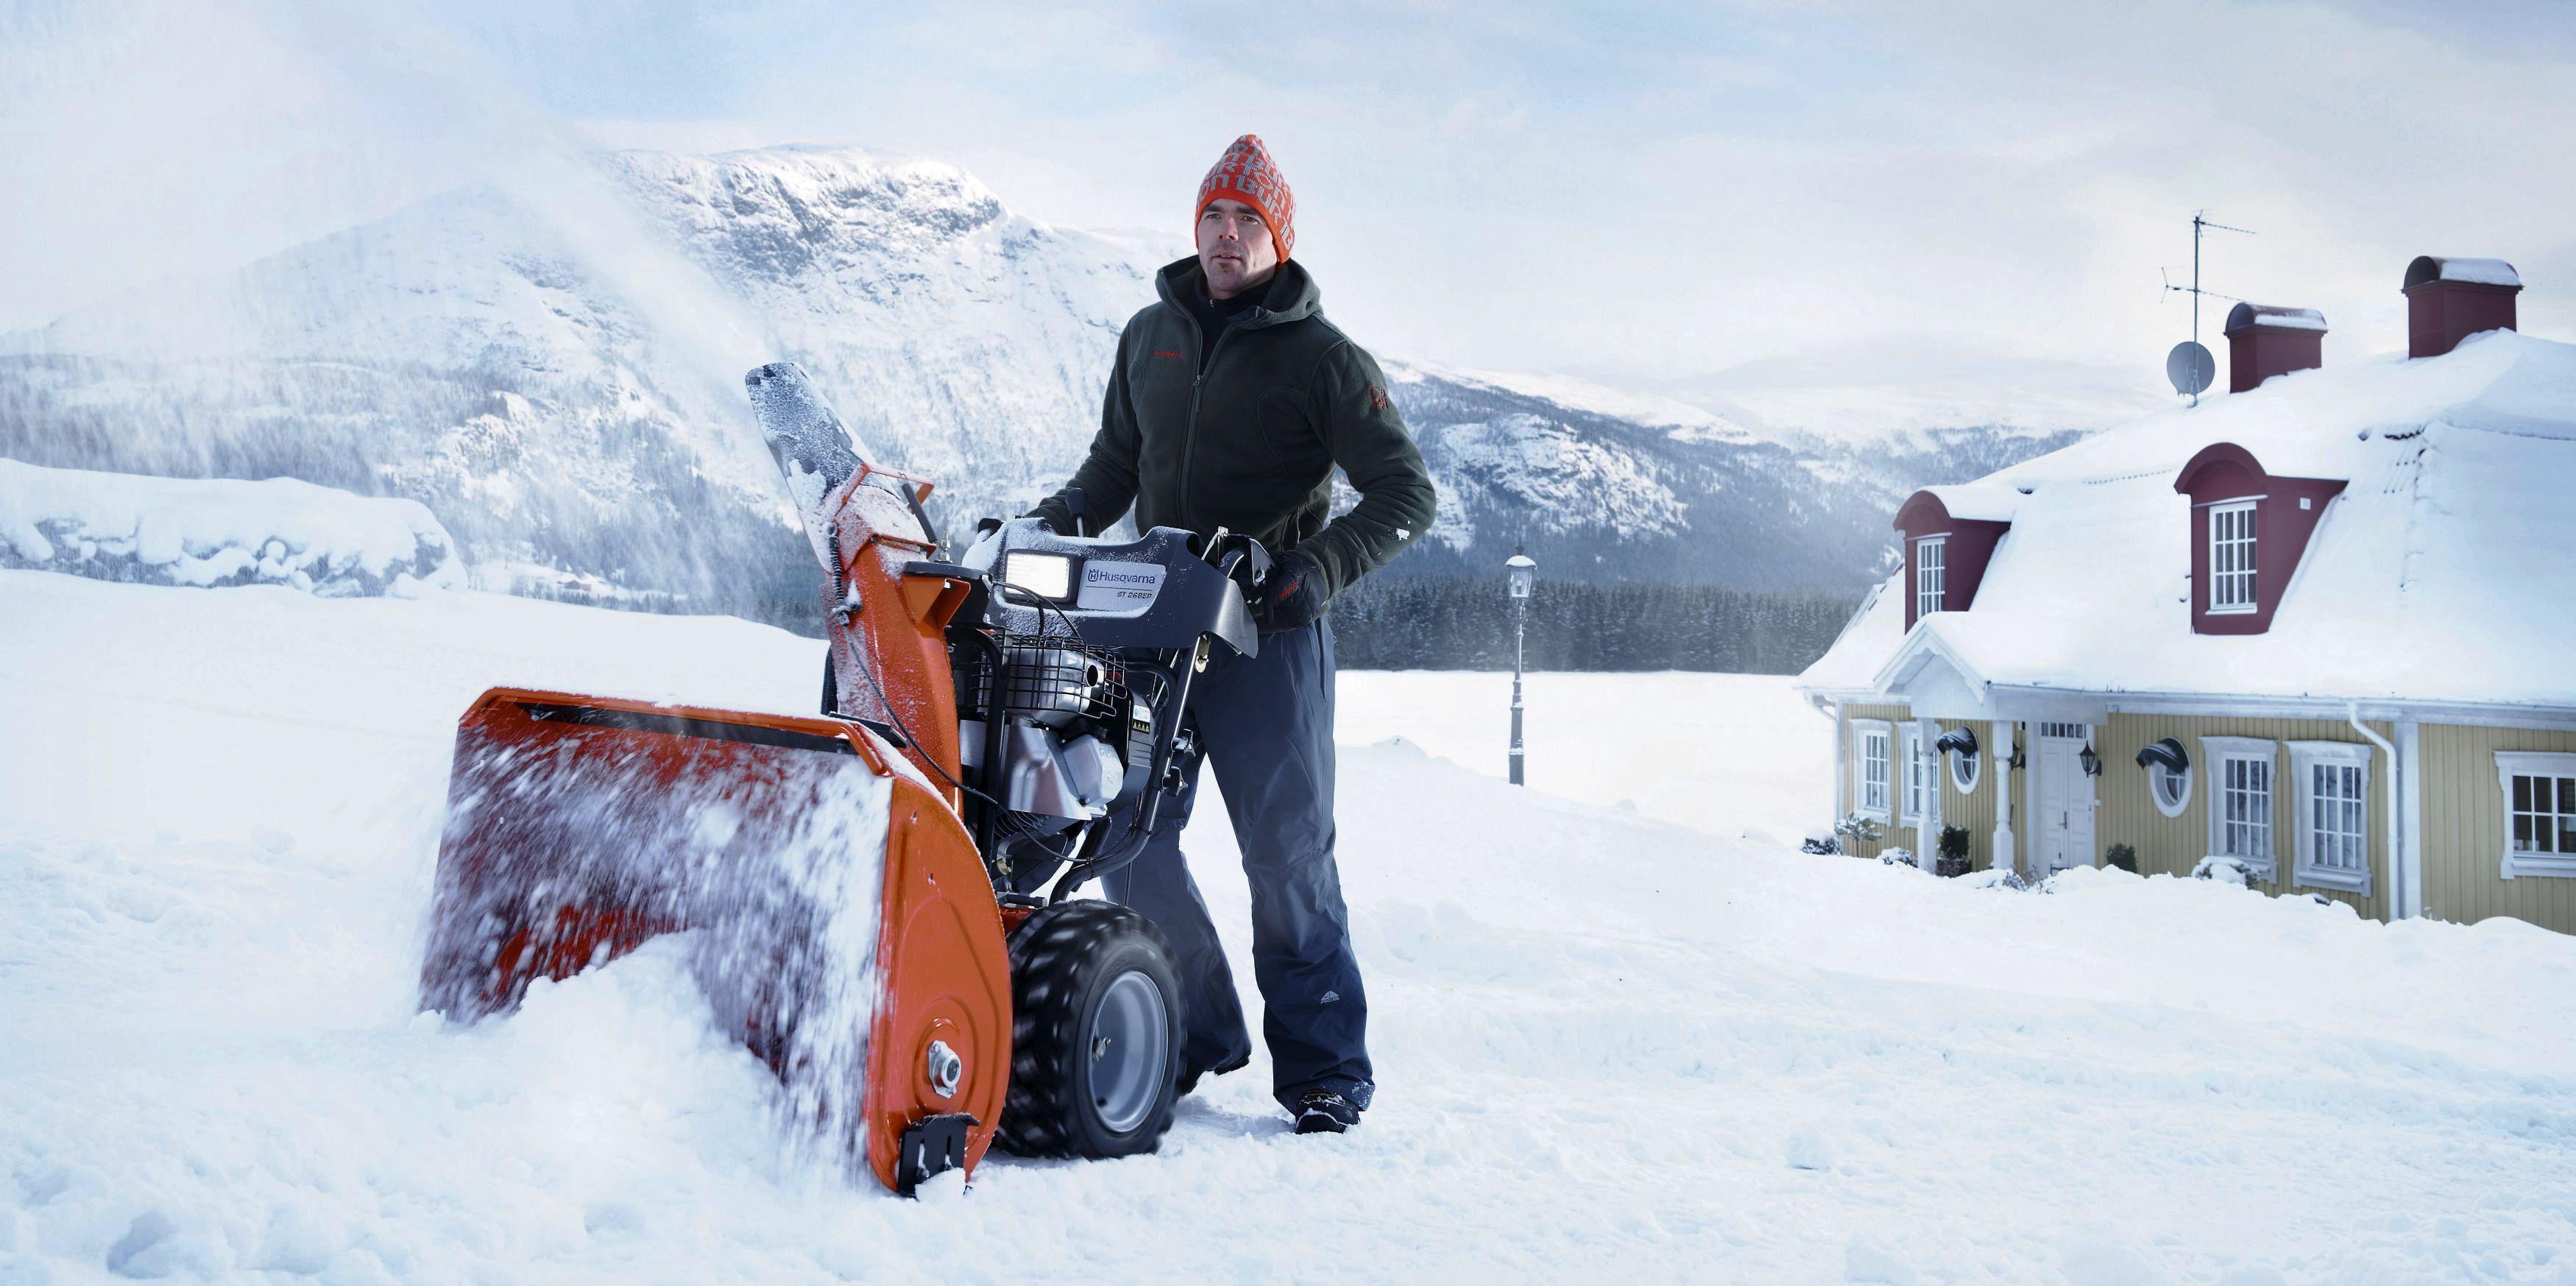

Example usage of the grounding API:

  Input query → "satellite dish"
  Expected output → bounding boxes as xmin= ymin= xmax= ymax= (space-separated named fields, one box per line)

xmin=2166 ymin=341 xmax=2215 ymax=397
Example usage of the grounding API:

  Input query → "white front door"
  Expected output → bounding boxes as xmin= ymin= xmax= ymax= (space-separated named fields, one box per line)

xmin=2034 ymin=725 xmax=2095 ymax=873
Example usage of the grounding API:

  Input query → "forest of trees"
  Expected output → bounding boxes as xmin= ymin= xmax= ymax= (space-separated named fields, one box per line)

xmin=1327 ymin=576 xmax=1861 ymax=674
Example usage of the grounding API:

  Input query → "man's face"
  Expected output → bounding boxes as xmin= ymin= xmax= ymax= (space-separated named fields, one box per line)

xmin=1196 ymin=198 xmax=1278 ymax=299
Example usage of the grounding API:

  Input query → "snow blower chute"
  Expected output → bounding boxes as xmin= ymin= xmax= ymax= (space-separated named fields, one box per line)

xmin=419 ymin=361 xmax=1269 ymax=1194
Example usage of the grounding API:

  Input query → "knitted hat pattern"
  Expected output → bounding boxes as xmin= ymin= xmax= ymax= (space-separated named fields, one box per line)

xmin=1195 ymin=134 xmax=1295 ymax=262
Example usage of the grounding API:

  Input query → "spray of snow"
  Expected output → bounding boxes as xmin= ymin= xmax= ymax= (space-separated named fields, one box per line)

xmin=428 ymin=715 xmax=893 ymax=1171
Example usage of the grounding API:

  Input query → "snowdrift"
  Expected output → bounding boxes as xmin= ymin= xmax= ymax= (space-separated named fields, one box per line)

xmin=0 ymin=459 xmax=462 ymax=596
xmin=4 ymin=571 xmax=2573 ymax=1285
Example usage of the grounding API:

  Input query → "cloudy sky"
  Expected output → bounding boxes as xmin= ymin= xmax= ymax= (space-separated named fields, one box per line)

xmin=6 ymin=0 xmax=2572 ymax=405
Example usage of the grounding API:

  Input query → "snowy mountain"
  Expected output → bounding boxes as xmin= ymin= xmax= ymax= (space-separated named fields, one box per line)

xmin=1663 ymin=346 xmax=2176 ymax=451
xmin=0 ymin=145 xmax=2101 ymax=624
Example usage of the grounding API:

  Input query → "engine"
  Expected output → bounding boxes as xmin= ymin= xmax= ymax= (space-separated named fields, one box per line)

xmin=955 ymin=635 xmax=1158 ymax=830
xmin=941 ymin=516 xmax=1259 ymax=892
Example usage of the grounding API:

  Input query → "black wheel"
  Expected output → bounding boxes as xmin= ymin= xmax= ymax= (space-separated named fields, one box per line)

xmin=994 ymin=900 xmax=1183 ymax=1159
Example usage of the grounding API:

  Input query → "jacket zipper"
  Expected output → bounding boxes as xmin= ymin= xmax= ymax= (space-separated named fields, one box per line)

xmin=1181 ymin=307 xmax=1255 ymax=534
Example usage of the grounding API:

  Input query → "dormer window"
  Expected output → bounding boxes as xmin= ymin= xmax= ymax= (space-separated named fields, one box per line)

xmin=1892 ymin=490 xmax=2010 ymax=632
xmin=1915 ymin=536 xmax=1947 ymax=617
xmin=2208 ymin=499 xmax=2257 ymax=614
xmin=2173 ymin=444 xmax=2345 ymax=636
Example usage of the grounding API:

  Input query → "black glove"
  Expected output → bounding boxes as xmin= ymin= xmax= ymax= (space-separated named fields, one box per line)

xmin=1253 ymin=549 xmax=1327 ymax=633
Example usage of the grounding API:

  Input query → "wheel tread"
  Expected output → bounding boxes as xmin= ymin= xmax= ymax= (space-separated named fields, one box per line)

xmin=994 ymin=900 xmax=1181 ymax=1159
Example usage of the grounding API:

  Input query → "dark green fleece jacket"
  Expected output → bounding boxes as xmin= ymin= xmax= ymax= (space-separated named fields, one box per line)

xmin=1029 ymin=257 xmax=1435 ymax=605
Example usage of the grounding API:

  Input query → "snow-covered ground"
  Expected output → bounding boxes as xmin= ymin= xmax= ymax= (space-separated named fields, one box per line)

xmin=4 ymin=572 xmax=2574 ymax=1285
xmin=0 ymin=460 xmax=462 ymax=597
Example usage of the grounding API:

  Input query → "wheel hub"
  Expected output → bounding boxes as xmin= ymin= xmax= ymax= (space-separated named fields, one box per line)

xmin=1086 ymin=969 xmax=1169 ymax=1134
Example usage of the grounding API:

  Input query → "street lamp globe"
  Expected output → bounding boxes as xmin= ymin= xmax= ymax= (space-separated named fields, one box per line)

xmin=1506 ymin=552 xmax=1536 ymax=599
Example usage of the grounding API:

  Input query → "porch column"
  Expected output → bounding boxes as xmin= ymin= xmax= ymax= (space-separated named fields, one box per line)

xmin=1917 ymin=716 xmax=1942 ymax=872
xmin=1826 ymin=699 xmax=1847 ymax=824
xmin=1991 ymin=719 xmax=2016 ymax=876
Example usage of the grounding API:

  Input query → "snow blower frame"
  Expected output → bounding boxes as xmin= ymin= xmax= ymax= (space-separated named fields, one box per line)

xmin=418 ymin=361 xmax=1268 ymax=1194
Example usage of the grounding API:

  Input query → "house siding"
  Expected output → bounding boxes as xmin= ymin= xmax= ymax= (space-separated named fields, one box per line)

xmin=2420 ymin=723 xmax=2576 ymax=935
xmin=2095 ymin=713 xmax=2393 ymax=922
xmin=1834 ymin=704 xmax=2000 ymax=872
xmin=1837 ymin=702 xmax=1911 ymax=861
xmin=1942 ymin=720 xmax=1998 ymax=872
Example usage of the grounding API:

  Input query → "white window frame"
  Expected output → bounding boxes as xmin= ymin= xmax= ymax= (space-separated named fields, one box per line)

xmin=1899 ymin=724 xmax=1929 ymax=826
xmin=1853 ymin=719 xmax=1893 ymax=822
xmin=2149 ymin=760 xmax=2193 ymax=817
xmin=2207 ymin=500 xmax=2258 ymax=615
xmin=2200 ymin=735 xmax=2277 ymax=880
xmin=2288 ymin=741 xmax=2373 ymax=896
xmin=2497 ymin=751 xmax=2576 ymax=879
xmin=1915 ymin=534 xmax=1947 ymax=618
xmin=1948 ymin=738 xmax=1980 ymax=794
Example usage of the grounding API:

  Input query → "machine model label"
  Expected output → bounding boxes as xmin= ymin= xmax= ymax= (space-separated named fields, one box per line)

xmin=1075 ymin=561 xmax=1164 ymax=612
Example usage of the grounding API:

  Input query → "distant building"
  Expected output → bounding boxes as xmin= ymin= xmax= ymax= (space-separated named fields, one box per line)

xmin=1797 ymin=256 xmax=2576 ymax=936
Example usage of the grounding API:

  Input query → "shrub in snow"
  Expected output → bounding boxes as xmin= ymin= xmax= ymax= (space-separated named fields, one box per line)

xmin=1936 ymin=824 xmax=1972 ymax=877
xmin=0 ymin=459 xmax=462 ymax=596
xmin=2192 ymin=856 xmax=2254 ymax=886
xmin=1833 ymin=812 xmax=1886 ymax=847
xmin=1800 ymin=830 xmax=1841 ymax=855
xmin=1878 ymin=847 xmax=1917 ymax=869
xmin=2105 ymin=843 xmax=2138 ymax=873
xmin=1967 ymin=868 xmax=2029 ymax=891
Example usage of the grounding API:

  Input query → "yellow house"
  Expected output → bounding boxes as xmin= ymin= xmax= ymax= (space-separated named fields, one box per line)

xmin=1796 ymin=258 xmax=2576 ymax=935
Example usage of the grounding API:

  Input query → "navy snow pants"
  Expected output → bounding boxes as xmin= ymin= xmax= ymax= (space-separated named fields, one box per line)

xmin=1103 ymin=618 xmax=1373 ymax=1112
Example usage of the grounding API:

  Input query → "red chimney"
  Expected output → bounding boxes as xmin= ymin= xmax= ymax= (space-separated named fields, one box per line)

xmin=2403 ymin=256 xmax=2521 ymax=358
xmin=2223 ymin=303 xmax=2326 ymax=392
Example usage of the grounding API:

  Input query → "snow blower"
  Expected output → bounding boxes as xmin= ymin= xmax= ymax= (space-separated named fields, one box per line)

xmin=418 ymin=361 xmax=1268 ymax=1194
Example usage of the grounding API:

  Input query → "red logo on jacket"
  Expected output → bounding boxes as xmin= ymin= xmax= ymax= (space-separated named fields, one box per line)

xmin=1366 ymin=384 xmax=1393 ymax=411
xmin=1153 ymin=349 xmax=1186 ymax=360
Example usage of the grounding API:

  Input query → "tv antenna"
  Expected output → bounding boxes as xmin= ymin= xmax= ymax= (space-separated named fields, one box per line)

xmin=2160 ymin=211 xmax=2254 ymax=406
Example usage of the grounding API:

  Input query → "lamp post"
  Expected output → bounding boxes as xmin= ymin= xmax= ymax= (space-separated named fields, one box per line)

xmin=1506 ymin=549 xmax=1536 ymax=786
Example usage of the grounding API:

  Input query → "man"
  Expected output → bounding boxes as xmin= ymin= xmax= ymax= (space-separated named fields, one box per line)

xmin=1028 ymin=134 xmax=1434 ymax=1135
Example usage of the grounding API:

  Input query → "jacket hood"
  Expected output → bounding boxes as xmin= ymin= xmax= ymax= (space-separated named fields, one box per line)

xmin=1155 ymin=255 xmax=1322 ymax=327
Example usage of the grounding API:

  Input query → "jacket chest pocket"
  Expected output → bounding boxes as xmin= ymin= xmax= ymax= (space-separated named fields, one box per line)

xmin=1250 ymin=387 xmax=1330 ymax=477
xmin=1128 ymin=352 xmax=1198 ymax=450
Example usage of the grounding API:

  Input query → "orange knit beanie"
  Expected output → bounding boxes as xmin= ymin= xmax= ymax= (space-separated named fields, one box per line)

xmin=1195 ymin=134 xmax=1295 ymax=262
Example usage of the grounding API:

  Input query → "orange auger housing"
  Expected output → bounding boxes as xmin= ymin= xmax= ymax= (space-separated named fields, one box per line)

xmin=419 ymin=689 xmax=1010 ymax=1193
xmin=417 ymin=364 xmax=1011 ymax=1194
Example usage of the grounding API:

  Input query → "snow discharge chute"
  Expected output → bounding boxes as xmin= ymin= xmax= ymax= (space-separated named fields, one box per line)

xmin=419 ymin=361 xmax=1269 ymax=1195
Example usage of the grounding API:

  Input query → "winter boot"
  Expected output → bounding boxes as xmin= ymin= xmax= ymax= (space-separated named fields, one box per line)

xmin=1292 ymin=1089 xmax=1362 ymax=1135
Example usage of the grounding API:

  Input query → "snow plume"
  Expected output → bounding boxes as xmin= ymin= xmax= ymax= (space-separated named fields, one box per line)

xmin=1 ymin=0 xmax=776 ymax=484
xmin=427 ymin=713 xmax=892 ymax=1171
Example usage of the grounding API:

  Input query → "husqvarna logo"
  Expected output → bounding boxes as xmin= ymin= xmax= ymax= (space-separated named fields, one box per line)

xmin=1075 ymin=562 xmax=1166 ymax=612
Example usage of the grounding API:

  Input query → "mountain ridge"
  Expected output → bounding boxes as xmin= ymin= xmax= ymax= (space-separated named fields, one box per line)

xmin=0 ymin=144 xmax=2115 ymax=626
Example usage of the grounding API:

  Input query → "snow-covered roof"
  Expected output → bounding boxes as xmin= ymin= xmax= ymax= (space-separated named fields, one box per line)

xmin=2225 ymin=303 xmax=2328 ymax=333
xmin=1798 ymin=576 xmax=1906 ymax=697
xmin=1913 ymin=481 xmax=2023 ymax=524
xmin=1800 ymin=329 xmax=2576 ymax=711
xmin=2406 ymin=256 xmax=2521 ymax=289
